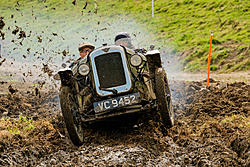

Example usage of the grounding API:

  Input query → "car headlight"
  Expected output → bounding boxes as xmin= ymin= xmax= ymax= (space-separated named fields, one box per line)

xmin=78 ymin=64 xmax=89 ymax=76
xmin=130 ymin=54 xmax=143 ymax=67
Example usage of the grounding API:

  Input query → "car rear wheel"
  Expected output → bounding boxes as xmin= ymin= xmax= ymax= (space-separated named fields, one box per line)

xmin=155 ymin=68 xmax=174 ymax=128
xmin=59 ymin=86 xmax=84 ymax=146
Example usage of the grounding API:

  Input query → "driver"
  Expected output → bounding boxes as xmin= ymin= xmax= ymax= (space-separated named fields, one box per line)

xmin=70 ymin=42 xmax=95 ymax=68
xmin=115 ymin=32 xmax=155 ymax=100
xmin=114 ymin=32 xmax=134 ymax=49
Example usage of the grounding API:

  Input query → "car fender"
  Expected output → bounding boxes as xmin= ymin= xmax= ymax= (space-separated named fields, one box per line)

xmin=58 ymin=68 xmax=73 ymax=86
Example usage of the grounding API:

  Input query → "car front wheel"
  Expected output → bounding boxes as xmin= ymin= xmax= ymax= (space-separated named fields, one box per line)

xmin=155 ymin=68 xmax=174 ymax=128
xmin=59 ymin=86 xmax=84 ymax=146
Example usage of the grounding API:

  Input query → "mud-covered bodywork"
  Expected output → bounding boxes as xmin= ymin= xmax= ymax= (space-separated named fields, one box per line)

xmin=58 ymin=45 xmax=174 ymax=146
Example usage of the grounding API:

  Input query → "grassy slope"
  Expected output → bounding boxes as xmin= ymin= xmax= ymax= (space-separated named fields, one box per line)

xmin=0 ymin=0 xmax=249 ymax=72
xmin=98 ymin=0 xmax=250 ymax=72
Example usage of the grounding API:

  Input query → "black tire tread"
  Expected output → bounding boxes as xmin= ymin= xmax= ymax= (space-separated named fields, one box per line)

xmin=59 ymin=86 xmax=83 ymax=146
xmin=155 ymin=68 xmax=174 ymax=127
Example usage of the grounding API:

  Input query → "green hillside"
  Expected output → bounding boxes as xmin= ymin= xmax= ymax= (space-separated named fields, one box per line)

xmin=0 ymin=0 xmax=249 ymax=72
xmin=98 ymin=0 xmax=250 ymax=72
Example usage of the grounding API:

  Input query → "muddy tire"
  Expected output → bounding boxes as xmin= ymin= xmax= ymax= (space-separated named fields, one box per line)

xmin=155 ymin=68 xmax=174 ymax=128
xmin=59 ymin=86 xmax=84 ymax=146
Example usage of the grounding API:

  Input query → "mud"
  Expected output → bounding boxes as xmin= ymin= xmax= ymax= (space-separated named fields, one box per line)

xmin=0 ymin=17 xmax=5 ymax=30
xmin=0 ymin=16 xmax=4 ymax=40
xmin=0 ymin=79 xmax=249 ymax=166
xmin=0 ymin=8 xmax=249 ymax=166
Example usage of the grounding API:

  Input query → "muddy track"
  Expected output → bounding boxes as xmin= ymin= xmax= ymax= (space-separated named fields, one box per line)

xmin=0 ymin=3 xmax=249 ymax=166
xmin=0 ymin=79 xmax=249 ymax=166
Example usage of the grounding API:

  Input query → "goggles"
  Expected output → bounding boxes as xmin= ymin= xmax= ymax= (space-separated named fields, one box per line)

xmin=79 ymin=48 xmax=92 ymax=53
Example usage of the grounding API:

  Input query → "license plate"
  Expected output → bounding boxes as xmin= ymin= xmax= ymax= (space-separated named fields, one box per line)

xmin=93 ymin=92 xmax=141 ymax=114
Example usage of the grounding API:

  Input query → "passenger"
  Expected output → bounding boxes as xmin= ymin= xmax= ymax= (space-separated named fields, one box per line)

xmin=70 ymin=42 xmax=95 ymax=68
xmin=114 ymin=32 xmax=134 ymax=49
xmin=78 ymin=42 xmax=95 ymax=59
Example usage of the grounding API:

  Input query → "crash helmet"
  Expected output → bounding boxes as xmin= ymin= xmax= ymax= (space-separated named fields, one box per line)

xmin=114 ymin=32 xmax=134 ymax=49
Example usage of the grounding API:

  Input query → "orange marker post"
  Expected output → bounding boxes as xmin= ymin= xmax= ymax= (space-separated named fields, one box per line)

xmin=207 ymin=34 xmax=213 ymax=86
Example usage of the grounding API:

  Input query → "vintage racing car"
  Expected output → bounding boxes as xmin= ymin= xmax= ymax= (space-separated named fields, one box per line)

xmin=58 ymin=45 xmax=174 ymax=146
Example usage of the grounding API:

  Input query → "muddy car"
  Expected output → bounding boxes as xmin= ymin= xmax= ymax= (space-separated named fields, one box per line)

xmin=58 ymin=45 xmax=174 ymax=146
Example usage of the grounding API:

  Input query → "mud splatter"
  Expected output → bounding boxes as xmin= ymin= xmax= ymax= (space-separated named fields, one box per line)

xmin=0 ymin=17 xmax=5 ymax=30
xmin=12 ymin=26 xmax=19 ymax=35
xmin=42 ymin=63 xmax=53 ymax=77
xmin=8 ymin=85 xmax=18 ymax=94
xmin=0 ymin=58 xmax=6 ymax=66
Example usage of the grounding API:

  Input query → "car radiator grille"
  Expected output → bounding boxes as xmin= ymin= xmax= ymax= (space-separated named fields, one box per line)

xmin=95 ymin=52 xmax=126 ymax=88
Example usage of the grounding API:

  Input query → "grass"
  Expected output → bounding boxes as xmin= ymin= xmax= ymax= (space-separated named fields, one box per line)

xmin=97 ymin=0 xmax=250 ymax=72
xmin=0 ymin=0 xmax=249 ymax=72
xmin=221 ymin=114 xmax=250 ymax=128
xmin=0 ymin=116 xmax=36 ymax=137
xmin=0 ymin=116 xmax=58 ymax=150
